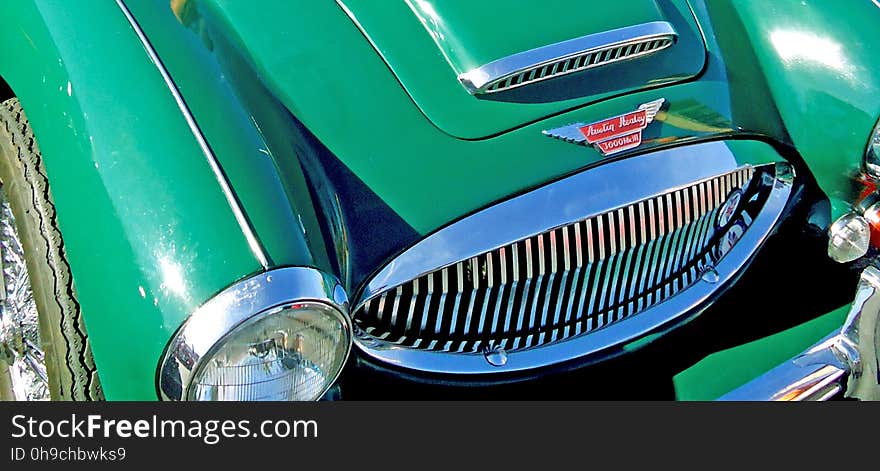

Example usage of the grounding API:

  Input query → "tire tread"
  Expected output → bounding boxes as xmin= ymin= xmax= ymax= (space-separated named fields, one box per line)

xmin=0 ymin=98 xmax=102 ymax=401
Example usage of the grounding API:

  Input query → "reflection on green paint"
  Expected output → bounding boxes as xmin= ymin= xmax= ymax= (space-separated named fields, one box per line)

xmin=673 ymin=304 xmax=851 ymax=401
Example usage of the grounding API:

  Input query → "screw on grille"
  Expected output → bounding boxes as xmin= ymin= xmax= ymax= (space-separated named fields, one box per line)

xmin=483 ymin=344 xmax=508 ymax=367
xmin=701 ymin=266 xmax=720 ymax=284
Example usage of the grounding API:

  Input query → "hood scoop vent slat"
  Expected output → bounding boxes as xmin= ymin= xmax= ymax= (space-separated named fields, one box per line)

xmin=459 ymin=21 xmax=677 ymax=95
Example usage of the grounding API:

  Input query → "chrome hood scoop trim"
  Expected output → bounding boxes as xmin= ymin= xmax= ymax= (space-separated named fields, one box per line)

xmin=459 ymin=22 xmax=678 ymax=95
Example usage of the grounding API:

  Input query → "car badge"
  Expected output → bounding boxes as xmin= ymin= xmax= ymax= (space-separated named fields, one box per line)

xmin=542 ymin=98 xmax=666 ymax=156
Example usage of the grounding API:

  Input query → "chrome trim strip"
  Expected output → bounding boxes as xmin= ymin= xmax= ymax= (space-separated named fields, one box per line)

xmin=354 ymin=142 xmax=792 ymax=374
xmin=719 ymin=265 xmax=880 ymax=401
xmin=459 ymin=21 xmax=677 ymax=95
xmin=114 ymin=0 xmax=270 ymax=269
xmin=157 ymin=267 xmax=351 ymax=400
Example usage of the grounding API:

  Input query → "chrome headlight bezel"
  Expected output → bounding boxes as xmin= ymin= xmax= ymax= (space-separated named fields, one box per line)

xmin=157 ymin=267 xmax=351 ymax=401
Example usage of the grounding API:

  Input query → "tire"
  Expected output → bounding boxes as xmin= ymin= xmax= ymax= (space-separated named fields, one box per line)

xmin=0 ymin=97 xmax=102 ymax=400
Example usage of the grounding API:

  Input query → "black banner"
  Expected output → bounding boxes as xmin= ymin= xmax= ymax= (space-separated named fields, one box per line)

xmin=1 ymin=401 xmax=877 ymax=468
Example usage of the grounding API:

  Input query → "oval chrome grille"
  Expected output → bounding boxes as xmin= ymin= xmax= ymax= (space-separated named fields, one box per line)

xmin=355 ymin=166 xmax=757 ymax=354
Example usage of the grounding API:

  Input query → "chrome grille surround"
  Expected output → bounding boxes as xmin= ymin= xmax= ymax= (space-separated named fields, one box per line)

xmin=458 ymin=21 xmax=677 ymax=95
xmin=360 ymin=167 xmax=753 ymax=352
xmin=353 ymin=142 xmax=794 ymax=374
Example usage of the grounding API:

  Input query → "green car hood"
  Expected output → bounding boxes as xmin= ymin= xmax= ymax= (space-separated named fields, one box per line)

xmin=338 ymin=0 xmax=707 ymax=139
xmin=118 ymin=0 xmax=718 ymax=287
xmin=121 ymin=0 xmax=880 ymax=290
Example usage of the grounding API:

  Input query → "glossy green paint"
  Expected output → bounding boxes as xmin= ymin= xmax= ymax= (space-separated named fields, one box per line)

xmin=122 ymin=1 xmax=330 ymax=274
xmin=339 ymin=0 xmax=707 ymax=139
xmin=0 ymin=0 xmax=262 ymax=399
xmin=2 ymin=0 xmax=878 ymax=399
xmin=699 ymin=0 xmax=880 ymax=219
xmin=403 ymin=0 xmax=665 ymax=72
xmin=125 ymin=0 xmax=879 ymax=398
xmin=128 ymin=0 xmax=841 ymax=240
xmin=673 ymin=303 xmax=851 ymax=401
xmin=139 ymin=0 xmax=723 ymax=238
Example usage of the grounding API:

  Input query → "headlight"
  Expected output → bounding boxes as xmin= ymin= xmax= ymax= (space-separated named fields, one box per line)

xmin=864 ymin=118 xmax=880 ymax=178
xmin=158 ymin=267 xmax=351 ymax=401
xmin=189 ymin=302 xmax=348 ymax=401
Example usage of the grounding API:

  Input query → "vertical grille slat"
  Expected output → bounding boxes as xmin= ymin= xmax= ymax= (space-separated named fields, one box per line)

xmin=434 ymin=268 xmax=449 ymax=335
xmin=356 ymin=167 xmax=763 ymax=354
xmin=617 ymin=245 xmax=638 ymax=307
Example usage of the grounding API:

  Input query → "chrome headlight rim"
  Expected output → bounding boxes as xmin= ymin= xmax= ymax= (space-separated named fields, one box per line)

xmin=157 ymin=267 xmax=351 ymax=401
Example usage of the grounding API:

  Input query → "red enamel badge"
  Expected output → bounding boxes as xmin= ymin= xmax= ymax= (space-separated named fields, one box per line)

xmin=543 ymin=98 xmax=666 ymax=156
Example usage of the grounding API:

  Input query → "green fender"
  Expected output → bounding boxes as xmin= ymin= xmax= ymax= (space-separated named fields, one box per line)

xmin=701 ymin=0 xmax=880 ymax=218
xmin=0 ymin=1 xmax=318 ymax=399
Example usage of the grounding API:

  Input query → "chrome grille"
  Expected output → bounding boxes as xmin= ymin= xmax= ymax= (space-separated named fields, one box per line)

xmin=355 ymin=167 xmax=756 ymax=354
xmin=483 ymin=37 xmax=675 ymax=94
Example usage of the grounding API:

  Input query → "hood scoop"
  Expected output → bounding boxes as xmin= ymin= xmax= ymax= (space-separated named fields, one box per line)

xmin=460 ymin=21 xmax=678 ymax=95
xmin=338 ymin=0 xmax=706 ymax=139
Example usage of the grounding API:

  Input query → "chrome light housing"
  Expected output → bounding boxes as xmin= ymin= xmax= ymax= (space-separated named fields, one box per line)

xmin=864 ymin=118 xmax=880 ymax=178
xmin=828 ymin=212 xmax=871 ymax=263
xmin=158 ymin=267 xmax=351 ymax=401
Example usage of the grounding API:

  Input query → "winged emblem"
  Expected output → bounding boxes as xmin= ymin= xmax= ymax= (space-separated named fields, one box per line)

xmin=542 ymin=98 xmax=666 ymax=156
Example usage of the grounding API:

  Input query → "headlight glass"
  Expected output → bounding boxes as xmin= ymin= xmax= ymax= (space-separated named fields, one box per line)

xmin=158 ymin=268 xmax=351 ymax=402
xmin=189 ymin=302 xmax=349 ymax=401
xmin=864 ymin=119 xmax=880 ymax=178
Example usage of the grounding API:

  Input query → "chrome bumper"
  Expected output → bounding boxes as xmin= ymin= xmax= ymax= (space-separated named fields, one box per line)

xmin=719 ymin=265 xmax=880 ymax=401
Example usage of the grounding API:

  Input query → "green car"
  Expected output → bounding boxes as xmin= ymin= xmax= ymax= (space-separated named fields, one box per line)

xmin=0 ymin=0 xmax=878 ymax=401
